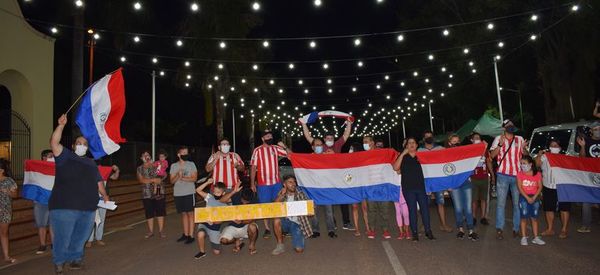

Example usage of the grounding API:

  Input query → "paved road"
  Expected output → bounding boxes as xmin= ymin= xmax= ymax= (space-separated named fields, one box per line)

xmin=2 ymin=202 xmax=600 ymax=275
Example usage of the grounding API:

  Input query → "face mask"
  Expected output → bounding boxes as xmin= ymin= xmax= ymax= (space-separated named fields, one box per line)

xmin=450 ymin=143 xmax=459 ymax=147
xmin=179 ymin=154 xmax=190 ymax=161
xmin=363 ymin=144 xmax=371 ymax=151
xmin=348 ymin=148 xmax=354 ymax=153
xmin=314 ymin=146 xmax=323 ymax=154
xmin=75 ymin=145 xmax=87 ymax=157
xmin=593 ymin=129 xmax=600 ymax=139
xmin=220 ymin=145 xmax=231 ymax=154
xmin=376 ymin=144 xmax=384 ymax=148
xmin=424 ymin=137 xmax=434 ymax=144
xmin=213 ymin=194 xmax=223 ymax=200
xmin=325 ymin=141 xmax=334 ymax=147
xmin=264 ymin=139 xmax=274 ymax=145
xmin=520 ymin=164 xmax=532 ymax=172
xmin=549 ymin=147 xmax=561 ymax=154
xmin=472 ymin=139 xmax=481 ymax=144
xmin=46 ymin=157 xmax=55 ymax=162
xmin=506 ymin=126 xmax=517 ymax=134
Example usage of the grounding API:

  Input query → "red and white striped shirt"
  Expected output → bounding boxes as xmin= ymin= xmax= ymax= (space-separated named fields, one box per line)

xmin=490 ymin=135 xmax=525 ymax=176
xmin=251 ymin=145 xmax=287 ymax=186
xmin=207 ymin=152 xmax=243 ymax=189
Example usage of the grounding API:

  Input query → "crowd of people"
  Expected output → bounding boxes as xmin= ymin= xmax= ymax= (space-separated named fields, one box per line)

xmin=0 ymin=104 xmax=598 ymax=273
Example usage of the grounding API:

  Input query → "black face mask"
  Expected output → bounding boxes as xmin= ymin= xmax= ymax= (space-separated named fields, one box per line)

xmin=450 ymin=143 xmax=459 ymax=147
xmin=424 ymin=137 xmax=434 ymax=144
xmin=213 ymin=194 xmax=223 ymax=200
xmin=506 ymin=126 xmax=517 ymax=134
xmin=264 ymin=139 xmax=274 ymax=145
xmin=179 ymin=155 xmax=190 ymax=161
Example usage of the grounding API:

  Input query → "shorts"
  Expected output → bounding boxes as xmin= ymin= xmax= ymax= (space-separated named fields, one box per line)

xmin=142 ymin=198 xmax=166 ymax=219
xmin=433 ymin=191 xmax=445 ymax=205
xmin=257 ymin=183 xmax=282 ymax=203
xmin=471 ymin=178 xmax=489 ymax=201
xmin=220 ymin=224 xmax=249 ymax=240
xmin=197 ymin=223 xmax=222 ymax=250
xmin=519 ymin=195 xmax=540 ymax=219
xmin=542 ymin=187 xmax=571 ymax=212
xmin=33 ymin=202 xmax=50 ymax=228
xmin=280 ymin=218 xmax=305 ymax=250
xmin=174 ymin=194 xmax=195 ymax=213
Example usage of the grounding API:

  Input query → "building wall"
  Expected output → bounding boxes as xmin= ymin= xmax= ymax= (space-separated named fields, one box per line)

xmin=0 ymin=0 xmax=55 ymax=158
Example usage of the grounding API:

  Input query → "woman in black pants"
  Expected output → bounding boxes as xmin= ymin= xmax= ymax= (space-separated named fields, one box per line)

xmin=137 ymin=151 xmax=167 ymax=238
xmin=393 ymin=137 xmax=435 ymax=241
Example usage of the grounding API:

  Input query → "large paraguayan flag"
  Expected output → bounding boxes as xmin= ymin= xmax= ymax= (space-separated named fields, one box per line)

xmin=23 ymin=160 xmax=114 ymax=205
xmin=417 ymin=143 xmax=487 ymax=193
xmin=290 ymin=149 xmax=400 ymax=205
xmin=297 ymin=110 xmax=354 ymax=125
xmin=75 ymin=68 xmax=126 ymax=159
xmin=545 ymin=153 xmax=600 ymax=203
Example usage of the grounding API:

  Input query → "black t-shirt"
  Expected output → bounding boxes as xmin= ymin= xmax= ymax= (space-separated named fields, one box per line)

xmin=400 ymin=154 xmax=426 ymax=192
xmin=230 ymin=196 xmax=254 ymax=228
xmin=49 ymin=148 xmax=102 ymax=211
xmin=584 ymin=137 xmax=600 ymax=158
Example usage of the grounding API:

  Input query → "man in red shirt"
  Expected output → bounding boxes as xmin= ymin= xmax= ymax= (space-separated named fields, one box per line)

xmin=205 ymin=138 xmax=244 ymax=190
xmin=301 ymin=118 xmax=354 ymax=230
xmin=250 ymin=130 xmax=288 ymax=238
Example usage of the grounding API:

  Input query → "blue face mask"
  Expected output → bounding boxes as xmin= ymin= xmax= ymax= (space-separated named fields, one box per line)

xmin=314 ymin=146 xmax=323 ymax=154
xmin=506 ymin=126 xmax=517 ymax=134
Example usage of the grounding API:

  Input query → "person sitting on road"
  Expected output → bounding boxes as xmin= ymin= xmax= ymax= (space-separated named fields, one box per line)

xmin=219 ymin=188 xmax=259 ymax=255
xmin=272 ymin=175 xmax=313 ymax=255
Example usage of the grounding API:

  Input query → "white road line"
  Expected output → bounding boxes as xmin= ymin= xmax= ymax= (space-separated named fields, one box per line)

xmin=382 ymin=241 xmax=407 ymax=275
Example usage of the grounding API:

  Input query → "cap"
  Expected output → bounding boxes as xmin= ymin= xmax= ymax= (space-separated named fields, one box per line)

xmin=261 ymin=129 xmax=273 ymax=137
xmin=502 ymin=119 xmax=514 ymax=127
xmin=589 ymin=121 xmax=600 ymax=128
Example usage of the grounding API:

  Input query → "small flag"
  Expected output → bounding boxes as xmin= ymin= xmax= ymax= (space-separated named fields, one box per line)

xmin=298 ymin=110 xmax=354 ymax=125
xmin=545 ymin=154 xmax=600 ymax=203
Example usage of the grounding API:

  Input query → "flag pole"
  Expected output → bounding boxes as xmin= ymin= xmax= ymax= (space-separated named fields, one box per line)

xmin=152 ymin=70 xmax=156 ymax=159
xmin=65 ymin=68 xmax=123 ymax=115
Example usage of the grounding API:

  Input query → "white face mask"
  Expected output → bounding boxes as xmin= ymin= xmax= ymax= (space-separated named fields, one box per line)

xmin=363 ymin=143 xmax=371 ymax=151
xmin=75 ymin=145 xmax=88 ymax=157
xmin=325 ymin=140 xmax=334 ymax=147
xmin=348 ymin=148 xmax=354 ymax=153
xmin=220 ymin=145 xmax=231 ymax=154
xmin=549 ymin=147 xmax=561 ymax=154
xmin=46 ymin=157 xmax=55 ymax=162
xmin=472 ymin=139 xmax=481 ymax=144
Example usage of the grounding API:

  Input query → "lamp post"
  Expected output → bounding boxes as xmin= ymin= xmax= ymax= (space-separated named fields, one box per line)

xmin=493 ymin=58 xmax=504 ymax=122
xmin=501 ymin=88 xmax=524 ymax=131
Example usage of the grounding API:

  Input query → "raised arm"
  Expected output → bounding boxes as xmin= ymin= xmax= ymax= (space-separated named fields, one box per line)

xmin=110 ymin=165 xmax=120 ymax=180
xmin=489 ymin=135 xmax=503 ymax=159
xmin=301 ymin=122 xmax=315 ymax=144
xmin=341 ymin=119 xmax=353 ymax=141
xmin=50 ymin=114 xmax=66 ymax=157
xmin=392 ymin=149 xmax=408 ymax=171
xmin=195 ymin=178 xmax=214 ymax=199
xmin=219 ymin=180 xmax=243 ymax=203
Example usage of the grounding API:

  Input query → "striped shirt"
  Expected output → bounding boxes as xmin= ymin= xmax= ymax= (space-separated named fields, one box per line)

xmin=207 ymin=152 xmax=243 ymax=189
xmin=490 ymin=135 xmax=525 ymax=176
xmin=251 ymin=145 xmax=287 ymax=186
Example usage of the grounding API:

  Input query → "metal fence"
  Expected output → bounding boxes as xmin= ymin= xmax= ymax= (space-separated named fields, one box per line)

xmin=9 ymin=111 xmax=31 ymax=180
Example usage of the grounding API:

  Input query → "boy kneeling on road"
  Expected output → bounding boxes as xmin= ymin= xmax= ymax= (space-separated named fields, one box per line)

xmin=219 ymin=188 xmax=259 ymax=255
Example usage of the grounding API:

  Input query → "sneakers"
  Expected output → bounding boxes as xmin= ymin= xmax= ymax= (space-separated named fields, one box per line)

xmin=366 ymin=230 xmax=376 ymax=239
xmin=311 ymin=232 xmax=321 ymax=238
xmin=271 ymin=244 xmax=285 ymax=255
xmin=328 ymin=231 xmax=338 ymax=238
xmin=36 ymin=245 xmax=47 ymax=255
xmin=382 ymin=230 xmax=391 ymax=239
xmin=456 ymin=231 xmax=465 ymax=240
xmin=520 ymin=237 xmax=528 ymax=246
xmin=176 ymin=234 xmax=187 ymax=242
xmin=184 ymin=236 xmax=195 ymax=244
xmin=397 ymin=232 xmax=405 ymax=240
xmin=68 ymin=261 xmax=83 ymax=270
xmin=468 ymin=231 xmax=479 ymax=241
xmin=263 ymin=229 xmax=272 ymax=239
xmin=425 ymin=231 xmax=436 ymax=240
xmin=405 ymin=231 xmax=412 ymax=240
xmin=577 ymin=226 xmax=591 ymax=233
xmin=342 ymin=223 xmax=355 ymax=231
xmin=480 ymin=218 xmax=489 ymax=225
xmin=496 ymin=229 xmax=504 ymax=240
xmin=194 ymin=252 xmax=206 ymax=259
xmin=531 ymin=236 xmax=546 ymax=245
xmin=54 ymin=264 xmax=64 ymax=275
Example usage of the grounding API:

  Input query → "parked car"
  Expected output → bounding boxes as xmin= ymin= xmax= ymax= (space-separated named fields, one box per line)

xmin=279 ymin=158 xmax=294 ymax=178
xmin=528 ymin=121 xmax=595 ymax=157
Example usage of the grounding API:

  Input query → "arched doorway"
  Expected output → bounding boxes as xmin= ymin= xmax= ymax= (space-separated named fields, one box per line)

xmin=0 ymin=85 xmax=10 ymax=160
xmin=0 ymin=85 xmax=31 ymax=180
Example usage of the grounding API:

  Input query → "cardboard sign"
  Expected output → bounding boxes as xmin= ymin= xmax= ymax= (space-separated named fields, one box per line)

xmin=194 ymin=200 xmax=315 ymax=223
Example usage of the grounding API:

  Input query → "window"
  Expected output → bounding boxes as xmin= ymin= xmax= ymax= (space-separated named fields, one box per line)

xmin=529 ymin=129 xmax=572 ymax=156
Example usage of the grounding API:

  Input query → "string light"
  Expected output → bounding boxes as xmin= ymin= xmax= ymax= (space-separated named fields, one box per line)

xmin=50 ymin=27 xmax=58 ymax=34
xmin=252 ymin=64 xmax=259 ymax=71
xmin=530 ymin=34 xmax=537 ymax=40
xmin=530 ymin=14 xmax=538 ymax=21
xmin=176 ymin=40 xmax=183 ymax=47
xmin=288 ymin=63 xmax=295 ymax=70
xmin=384 ymin=75 xmax=389 ymax=80
xmin=571 ymin=5 xmax=579 ymax=12
xmin=442 ymin=29 xmax=450 ymax=36
xmin=219 ymin=41 xmax=226 ymax=49
xmin=357 ymin=61 xmax=364 ymax=67
xmin=133 ymin=36 xmax=140 ymax=43
xmin=152 ymin=57 xmax=158 ymax=64
xmin=74 ymin=0 xmax=83 ymax=8
xmin=309 ymin=40 xmax=317 ymax=49
xmin=159 ymin=71 xmax=165 ymax=76
xmin=262 ymin=40 xmax=270 ymax=48
xmin=314 ymin=0 xmax=322 ymax=7
xmin=184 ymin=61 xmax=190 ymax=67
xmin=133 ymin=2 xmax=142 ymax=11
xmin=252 ymin=2 xmax=261 ymax=11
xmin=191 ymin=2 xmax=199 ymax=12
xmin=487 ymin=23 xmax=494 ymax=30
xmin=93 ymin=33 xmax=100 ymax=40
xmin=498 ymin=41 xmax=504 ymax=48
xmin=495 ymin=55 xmax=501 ymax=60
xmin=354 ymin=38 xmax=361 ymax=46
xmin=217 ymin=63 xmax=224 ymax=70
xmin=428 ymin=54 xmax=434 ymax=60
xmin=120 ymin=56 xmax=126 ymax=62
xmin=441 ymin=67 xmax=446 ymax=72
xmin=397 ymin=34 xmax=404 ymax=42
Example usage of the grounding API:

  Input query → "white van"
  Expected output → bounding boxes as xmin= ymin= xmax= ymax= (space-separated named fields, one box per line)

xmin=528 ymin=121 xmax=595 ymax=157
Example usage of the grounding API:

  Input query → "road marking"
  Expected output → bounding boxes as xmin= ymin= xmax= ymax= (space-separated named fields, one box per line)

xmin=382 ymin=241 xmax=407 ymax=275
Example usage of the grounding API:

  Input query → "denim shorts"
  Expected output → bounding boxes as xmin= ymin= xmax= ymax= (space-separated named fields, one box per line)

xmin=257 ymin=183 xmax=282 ymax=203
xmin=33 ymin=202 xmax=50 ymax=228
xmin=197 ymin=223 xmax=222 ymax=250
xmin=519 ymin=196 xmax=540 ymax=219
xmin=433 ymin=191 xmax=445 ymax=205
xmin=281 ymin=218 xmax=305 ymax=250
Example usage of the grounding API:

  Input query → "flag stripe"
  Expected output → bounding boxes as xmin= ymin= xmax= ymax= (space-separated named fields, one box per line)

xmin=24 ymin=160 xmax=55 ymax=176
xmin=416 ymin=143 xmax=486 ymax=163
xmin=90 ymin=75 xmax=120 ymax=156
xmin=557 ymin=184 xmax=600 ymax=203
xmin=294 ymin=163 xmax=399 ymax=189
xmin=420 ymin=156 xmax=481 ymax=178
xmin=424 ymin=171 xmax=473 ymax=193
xmin=290 ymin=149 xmax=398 ymax=169
xmin=23 ymin=171 xmax=54 ymax=191
xmin=551 ymin=167 xmax=599 ymax=188
xmin=546 ymin=154 xmax=600 ymax=173
xmin=302 ymin=184 xmax=399 ymax=205
xmin=21 ymin=185 xmax=52 ymax=205
xmin=104 ymin=69 xmax=126 ymax=144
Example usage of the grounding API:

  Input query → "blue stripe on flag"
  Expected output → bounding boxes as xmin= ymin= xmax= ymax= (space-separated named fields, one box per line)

xmin=424 ymin=170 xmax=473 ymax=193
xmin=22 ymin=184 xmax=52 ymax=205
xmin=557 ymin=184 xmax=600 ymax=203
xmin=302 ymin=183 xmax=400 ymax=205
xmin=75 ymin=86 xmax=108 ymax=159
xmin=306 ymin=112 xmax=319 ymax=124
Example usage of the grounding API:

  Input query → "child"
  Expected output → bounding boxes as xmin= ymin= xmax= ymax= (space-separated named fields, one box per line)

xmin=153 ymin=150 xmax=168 ymax=195
xmin=394 ymin=188 xmax=410 ymax=240
xmin=517 ymin=156 xmax=545 ymax=246
xmin=194 ymin=179 xmax=240 ymax=259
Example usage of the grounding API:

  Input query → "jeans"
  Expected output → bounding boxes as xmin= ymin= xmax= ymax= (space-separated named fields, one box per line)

xmin=88 ymin=208 xmax=107 ymax=242
xmin=495 ymin=173 xmax=520 ymax=232
xmin=450 ymin=181 xmax=474 ymax=230
xmin=311 ymin=205 xmax=335 ymax=233
xmin=33 ymin=202 xmax=50 ymax=228
xmin=582 ymin=203 xmax=592 ymax=227
xmin=367 ymin=201 xmax=391 ymax=231
xmin=403 ymin=189 xmax=432 ymax=235
xmin=281 ymin=218 xmax=304 ymax=249
xmin=50 ymin=209 xmax=95 ymax=265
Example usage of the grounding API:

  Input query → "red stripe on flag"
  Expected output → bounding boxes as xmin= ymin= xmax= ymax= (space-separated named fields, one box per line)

xmin=98 ymin=166 xmax=113 ymax=181
xmin=104 ymin=68 xmax=126 ymax=144
xmin=546 ymin=154 xmax=600 ymax=173
xmin=416 ymin=143 xmax=486 ymax=164
xmin=25 ymin=160 xmax=55 ymax=176
xmin=290 ymin=149 xmax=398 ymax=169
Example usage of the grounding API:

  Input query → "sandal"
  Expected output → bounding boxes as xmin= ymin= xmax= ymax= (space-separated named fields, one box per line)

xmin=559 ymin=231 xmax=568 ymax=239
xmin=249 ymin=248 xmax=257 ymax=255
xmin=541 ymin=230 xmax=555 ymax=236
xmin=159 ymin=232 xmax=167 ymax=238
xmin=4 ymin=258 xmax=16 ymax=264
xmin=353 ymin=230 xmax=361 ymax=237
xmin=144 ymin=232 xmax=154 ymax=239
xmin=233 ymin=242 xmax=245 ymax=253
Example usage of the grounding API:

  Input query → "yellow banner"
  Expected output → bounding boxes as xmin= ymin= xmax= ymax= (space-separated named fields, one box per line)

xmin=194 ymin=200 xmax=315 ymax=223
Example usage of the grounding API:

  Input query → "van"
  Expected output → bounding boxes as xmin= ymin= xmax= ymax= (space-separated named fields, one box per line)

xmin=528 ymin=121 xmax=595 ymax=157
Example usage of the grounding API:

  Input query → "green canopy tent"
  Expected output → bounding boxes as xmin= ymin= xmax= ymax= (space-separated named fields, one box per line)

xmin=472 ymin=113 xmax=503 ymax=137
